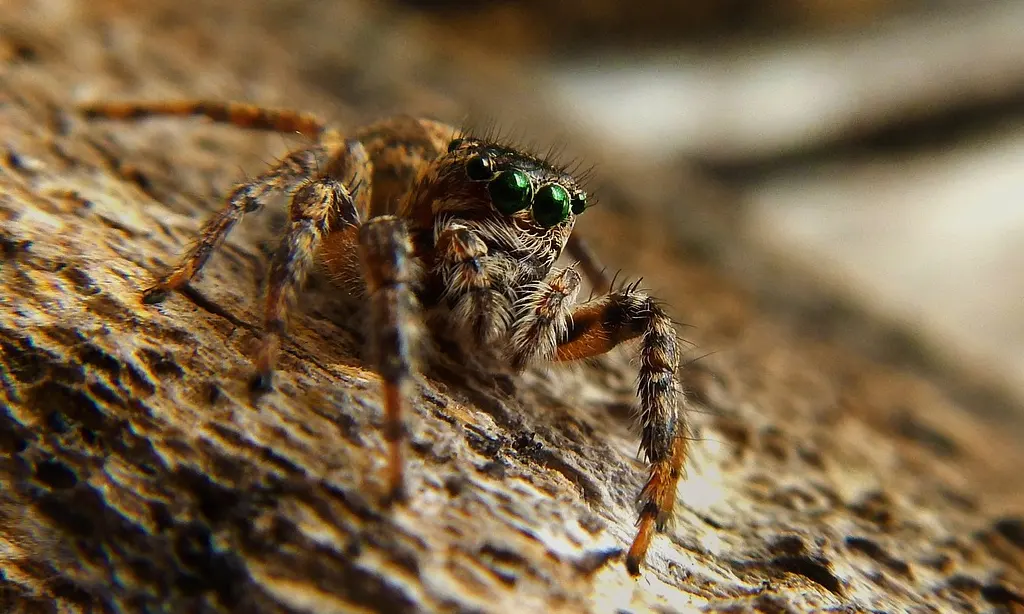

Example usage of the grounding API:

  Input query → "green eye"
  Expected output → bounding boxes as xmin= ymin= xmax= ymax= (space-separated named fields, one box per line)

xmin=571 ymin=192 xmax=587 ymax=215
xmin=466 ymin=153 xmax=494 ymax=181
xmin=447 ymin=138 xmax=464 ymax=153
xmin=488 ymin=169 xmax=532 ymax=214
xmin=533 ymin=183 xmax=571 ymax=227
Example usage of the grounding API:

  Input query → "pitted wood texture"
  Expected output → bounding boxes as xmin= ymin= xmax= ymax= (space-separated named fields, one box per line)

xmin=1 ymin=0 xmax=1023 ymax=612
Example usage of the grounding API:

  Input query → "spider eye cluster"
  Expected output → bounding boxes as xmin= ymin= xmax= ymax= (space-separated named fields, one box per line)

xmin=464 ymin=152 xmax=586 ymax=228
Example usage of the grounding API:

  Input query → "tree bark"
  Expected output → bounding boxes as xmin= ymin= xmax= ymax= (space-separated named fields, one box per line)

xmin=1 ymin=1 xmax=1023 ymax=612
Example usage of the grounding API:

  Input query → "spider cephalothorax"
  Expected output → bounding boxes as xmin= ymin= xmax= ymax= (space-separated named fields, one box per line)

xmin=401 ymin=135 xmax=588 ymax=351
xmin=79 ymin=100 xmax=690 ymax=576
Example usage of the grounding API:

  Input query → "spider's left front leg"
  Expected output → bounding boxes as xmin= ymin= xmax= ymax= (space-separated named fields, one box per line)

xmin=556 ymin=286 xmax=687 ymax=576
xmin=506 ymin=266 xmax=583 ymax=370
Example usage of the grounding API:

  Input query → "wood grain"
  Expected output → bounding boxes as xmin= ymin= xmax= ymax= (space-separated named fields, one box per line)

xmin=1 ymin=0 xmax=1022 ymax=611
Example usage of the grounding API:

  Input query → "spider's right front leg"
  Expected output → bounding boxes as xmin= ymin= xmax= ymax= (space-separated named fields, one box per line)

xmin=357 ymin=216 xmax=422 ymax=503
xmin=434 ymin=222 xmax=514 ymax=347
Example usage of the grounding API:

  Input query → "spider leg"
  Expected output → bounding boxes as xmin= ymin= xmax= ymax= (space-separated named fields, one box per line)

xmin=358 ymin=216 xmax=421 ymax=503
xmin=251 ymin=138 xmax=371 ymax=390
xmin=79 ymin=100 xmax=327 ymax=138
xmin=435 ymin=223 xmax=513 ymax=347
xmin=565 ymin=233 xmax=610 ymax=294
xmin=507 ymin=266 xmax=582 ymax=370
xmin=556 ymin=288 xmax=686 ymax=576
xmin=140 ymin=141 xmax=336 ymax=304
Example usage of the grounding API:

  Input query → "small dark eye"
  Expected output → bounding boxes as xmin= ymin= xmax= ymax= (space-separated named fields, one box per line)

xmin=466 ymin=153 xmax=494 ymax=181
xmin=447 ymin=138 xmax=464 ymax=153
xmin=571 ymin=192 xmax=587 ymax=215
xmin=488 ymin=169 xmax=533 ymax=214
xmin=533 ymin=183 xmax=571 ymax=228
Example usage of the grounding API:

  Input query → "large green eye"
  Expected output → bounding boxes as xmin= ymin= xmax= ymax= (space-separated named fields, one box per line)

xmin=488 ymin=169 xmax=533 ymax=214
xmin=571 ymin=191 xmax=587 ymax=215
xmin=466 ymin=153 xmax=494 ymax=181
xmin=533 ymin=183 xmax=571 ymax=227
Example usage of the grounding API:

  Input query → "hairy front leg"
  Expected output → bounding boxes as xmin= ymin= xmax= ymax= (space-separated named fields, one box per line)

xmin=358 ymin=216 xmax=421 ymax=503
xmin=434 ymin=223 xmax=514 ymax=347
xmin=557 ymin=287 xmax=687 ymax=576
xmin=506 ymin=266 xmax=582 ymax=370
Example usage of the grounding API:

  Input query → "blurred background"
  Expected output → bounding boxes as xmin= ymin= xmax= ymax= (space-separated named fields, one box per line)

xmin=390 ymin=0 xmax=1024 ymax=406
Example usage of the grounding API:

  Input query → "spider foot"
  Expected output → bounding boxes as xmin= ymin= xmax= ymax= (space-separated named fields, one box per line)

xmin=382 ymin=477 xmax=407 ymax=507
xmin=248 ymin=370 xmax=274 ymax=394
xmin=381 ymin=386 xmax=408 ymax=506
xmin=626 ymin=512 xmax=657 ymax=576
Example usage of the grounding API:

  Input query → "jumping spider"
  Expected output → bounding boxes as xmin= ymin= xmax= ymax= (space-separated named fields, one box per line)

xmin=79 ymin=100 xmax=690 ymax=576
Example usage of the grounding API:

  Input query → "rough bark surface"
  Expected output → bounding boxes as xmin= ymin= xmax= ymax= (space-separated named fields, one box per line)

xmin=1 ymin=1 xmax=1023 ymax=613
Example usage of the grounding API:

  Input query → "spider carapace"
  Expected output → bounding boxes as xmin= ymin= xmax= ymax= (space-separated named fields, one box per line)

xmin=79 ymin=100 xmax=690 ymax=576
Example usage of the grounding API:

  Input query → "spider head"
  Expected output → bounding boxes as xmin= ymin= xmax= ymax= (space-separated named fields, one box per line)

xmin=445 ymin=137 xmax=588 ymax=226
xmin=425 ymin=136 xmax=589 ymax=267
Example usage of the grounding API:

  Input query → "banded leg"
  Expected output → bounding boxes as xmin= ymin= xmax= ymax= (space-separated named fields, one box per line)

xmin=565 ymin=234 xmax=611 ymax=295
xmin=506 ymin=266 xmax=582 ymax=370
xmin=435 ymin=223 xmax=513 ymax=347
xmin=78 ymin=100 xmax=328 ymax=138
xmin=252 ymin=138 xmax=371 ymax=390
xmin=358 ymin=216 xmax=421 ymax=503
xmin=556 ymin=288 xmax=686 ymax=576
xmin=139 ymin=143 xmax=332 ymax=303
